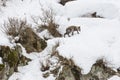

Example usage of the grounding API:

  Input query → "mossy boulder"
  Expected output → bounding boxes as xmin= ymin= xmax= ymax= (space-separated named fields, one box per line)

xmin=0 ymin=45 xmax=19 ymax=70
xmin=0 ymin=45 xmax=31 ymax=79
xmin=0 ymin=46 xmax=18 ymax=79
xmin=8 ymin=50 xmax=19 ymax=68
xmin=0 ymin=64 xmax=4 ymax=71
xmin=0 ymin=46 xmax=11 ymax=63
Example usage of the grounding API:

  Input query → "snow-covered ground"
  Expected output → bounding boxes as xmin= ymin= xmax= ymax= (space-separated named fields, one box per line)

xmin=0 ymin=0 xmax=120 ymax=80
xmin=58 ymin=18 xmax=120 ymax=74
xmin=108 ymin=76 xmax=120 ymax=80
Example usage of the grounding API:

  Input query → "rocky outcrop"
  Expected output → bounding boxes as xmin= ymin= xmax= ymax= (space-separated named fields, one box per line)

xmin=56 ymin=58 xmax=120 ymax=80
xmin=56 ymin=65 xmax=81 ymax=80
xmin=0 ymin=46 xmax=19 ymax=80
xmin=40 ymin=50 xmax=120 ymax=80
xmin=56 ymin=65 xmax=76 ymax=80
xmin=90 ymin=59 xmax=116 ymax=80
xmin=0 ymin=45 xmax=31 ymax=80
xmin=4 ymin=18 xmax=47 ymax=53
xmin=17 ymin=27 xmax=47 ymax=53
xmin=40 ymin=50 xmax=82 ymax=80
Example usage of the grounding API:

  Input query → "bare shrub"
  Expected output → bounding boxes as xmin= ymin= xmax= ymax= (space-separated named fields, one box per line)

xmin=2 ymin=18 xmax=27 ymax=38
xmin=32 ymin=3 xmax=62 ymax=38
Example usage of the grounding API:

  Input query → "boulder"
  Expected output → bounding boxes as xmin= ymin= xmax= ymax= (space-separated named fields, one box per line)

xmin=56 ymin=65 xmax=76 ymax=80
xmin=0 ymin=45 xmax=31 ymax=80
xmin=0 ymin=46 xmax=19 ymax=79
xmin=18 ymin=27 xmax=47 ymax=53
xmin=90 ymin=59 xmax=116 ymax=80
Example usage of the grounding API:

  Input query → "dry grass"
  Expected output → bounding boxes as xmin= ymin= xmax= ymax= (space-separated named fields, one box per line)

xmin=32 ymin=3 xmax=62 ymax=37
xmin=1 ymin=18 xmax=28 ymax=37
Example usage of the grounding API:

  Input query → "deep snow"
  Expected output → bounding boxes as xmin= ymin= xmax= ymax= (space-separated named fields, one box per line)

xmin=0 ymin=0 xmax=120 ymax=80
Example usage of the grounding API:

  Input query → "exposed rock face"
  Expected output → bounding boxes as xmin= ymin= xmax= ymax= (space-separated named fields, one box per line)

xmin=80 ymin=73 xmax=99 ymax=80
xmin=57 ymin=58 xmax=118 ymax=80
xmin=56 ymin=65 xmax=76 ymax=80
xmin=91 ymin=60 xmax=117 ymax=79
xmin=18 ymin=27 xmax=47 ymax=53
xmin=81 ymin=59 xmax=117 ymax=80
xmin=0 ymin=46 xmax=19 ymax=80
xmin=56 ymin=65 xmax=81 ymax=80
xmin=0 ymin=45 xmax=31 ymax=80
xmin=40 ymin=51 xmax=120 ymax=80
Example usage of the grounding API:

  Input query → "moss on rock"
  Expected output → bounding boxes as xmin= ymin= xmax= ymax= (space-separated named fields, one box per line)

xmin=0 ymin=64 xmax=4 ymax=71
xmin=8 ymin=50 xmax=19 ymax=68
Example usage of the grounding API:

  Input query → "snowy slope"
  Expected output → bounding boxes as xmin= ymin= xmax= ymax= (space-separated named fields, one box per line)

xmin=109 ymin=76 xmax=120 ymax=80
xmin=63 ymin=0 xmax=120 ymax=18
xmin=0 ymin=0 xmax=120 ymax=80
xmin=57 ymin=18 xmax=120 ymax=74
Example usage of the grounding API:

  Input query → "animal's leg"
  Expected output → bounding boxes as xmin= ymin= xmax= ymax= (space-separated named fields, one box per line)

xmin=72 ymin=30 xmax=74 ymax=35
xmin=68 ymin=33 xmax=70 ymax=37
xmin=64 ymin=33 xmax=66 ymax=37
xmin=77 ymin=30 xmax=79 ymax=34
